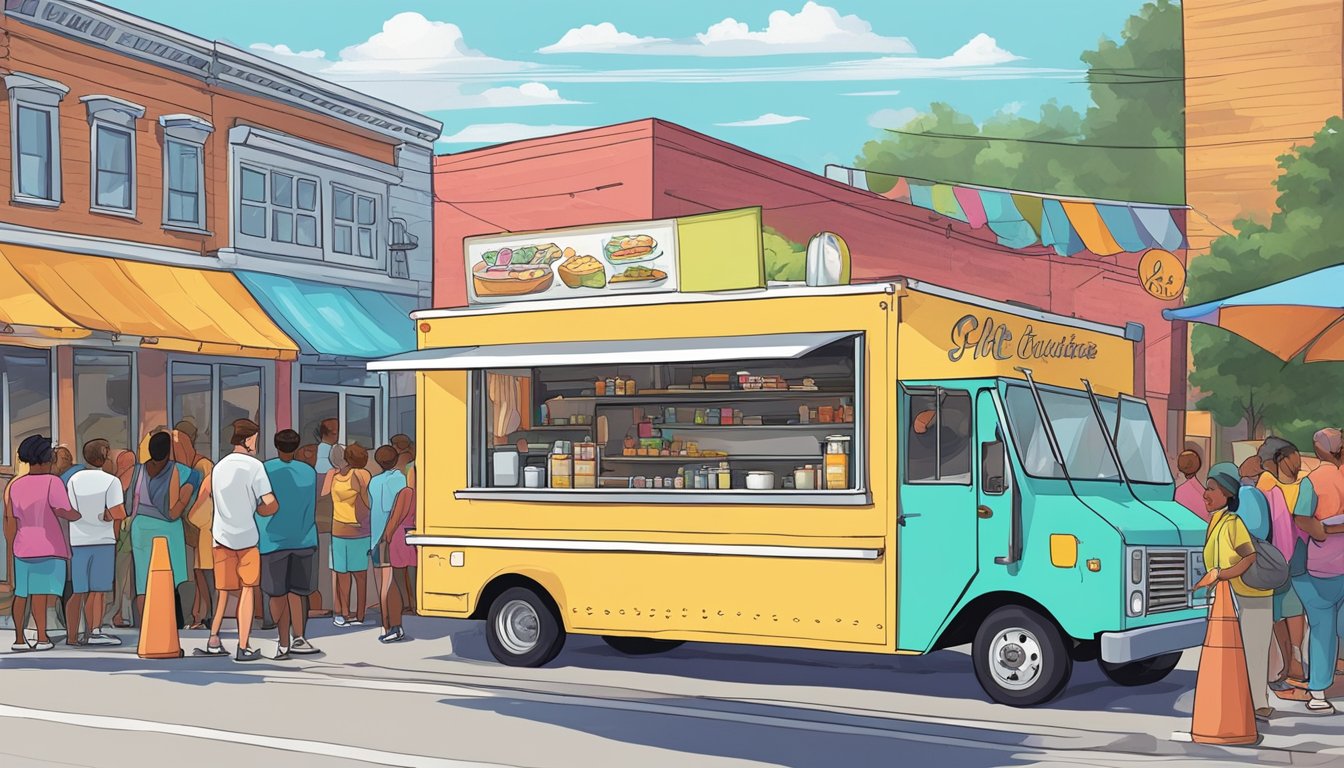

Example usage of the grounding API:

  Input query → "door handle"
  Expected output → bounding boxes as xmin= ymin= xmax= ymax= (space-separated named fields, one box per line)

xmin=977 ymin=505 xmax=993 ymax=520
xmin=897 ymin=513 xmax=921 ymax=527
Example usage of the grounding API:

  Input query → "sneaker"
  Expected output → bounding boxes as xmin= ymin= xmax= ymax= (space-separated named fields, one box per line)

xmin=235 ymin=647 xmax=262 ymax=662
xmin=349 ymin=618 xmax=365 ymax=626
xmin=289 ymin=637 xmax=320 ymax=655
xmin=194 ymin=644 xmax=229 ymax=657
xmin=377 ymin=626 xmax=405 ymax=644
xmin=273 ymin=647 xmax=291 ymax=661
xmin=30 ymin=641 xmax=54 ymax=652
xmin=10 ymin=641 xmax=30 ymax=652
xmin=86 ymin=631 xmax=122 ymax=647
xmin=332 ymin=616 xmax=349 ymax=628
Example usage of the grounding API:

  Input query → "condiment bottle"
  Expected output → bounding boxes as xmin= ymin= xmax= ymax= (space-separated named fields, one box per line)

xmin=614 ymin=375 xmax=626 ymax=396
xmin=718 ymin=461 xmax=731 ymax=490
xmin=824 ymin=434 xmax=850 ymax=490
xmin=595 ymin=378 xmax=607 ymax=396
xmin=606 ymin=376 xmax=617 ymax=396
xmin=625 ymin=377 xmax=637 ymax=396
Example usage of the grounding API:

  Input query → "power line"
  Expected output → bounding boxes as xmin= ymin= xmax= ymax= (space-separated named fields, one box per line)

xmin=878 ymin=127 xmax=1314 ymax=151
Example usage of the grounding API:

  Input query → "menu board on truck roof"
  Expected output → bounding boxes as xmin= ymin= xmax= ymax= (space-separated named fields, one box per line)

xmin=465 ymin=219 xmax=680 ymax=305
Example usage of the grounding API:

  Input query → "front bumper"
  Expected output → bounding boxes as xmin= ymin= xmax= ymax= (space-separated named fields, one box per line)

xmin=1099 ymin=617 xmax=1205 ymax=663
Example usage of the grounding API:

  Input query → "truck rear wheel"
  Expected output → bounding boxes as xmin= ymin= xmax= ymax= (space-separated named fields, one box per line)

xmin=1099 ymin=652 xmax=1182 ymax=686
xmin=485 ymin=586 xmax=566 ymax=667
xmin=602 ymin=636 xmax=685 ymax=655
xmin=973 ymin=606 xmax=1072 ymax=707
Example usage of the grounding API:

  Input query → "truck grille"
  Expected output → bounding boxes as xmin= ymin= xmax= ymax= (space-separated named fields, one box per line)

xmin=1146 ymin=551 xmax=1189 ymax=614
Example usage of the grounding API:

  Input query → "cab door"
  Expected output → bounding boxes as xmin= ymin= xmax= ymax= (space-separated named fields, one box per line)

xmin=896 ymin=384 xmax=978 ymax=652
xmin=975 ymin=390 xmax=1016 ymax=570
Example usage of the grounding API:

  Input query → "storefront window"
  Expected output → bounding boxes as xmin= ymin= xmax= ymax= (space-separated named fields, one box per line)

xmin=170 ymin=362 xmax=213 ymax=458
xmin=346 ymin=394 xmax=376 ymax=450
xmin=469 ymin=337 xmax=861 ymax=493
xmin=73 ymin=350 xmax=133 ymax=456
xmin=389 ymin=371 xmax=415 ymax=442
xmin=219 ymin=364 xmax=263 ymax=459
xmin=300 ymin=364 xmax=379 ymax=388
xmin=1 ymin=347 xmax=53 ymax=465
xmin=297 ymin=390 xmax=339 ymax=447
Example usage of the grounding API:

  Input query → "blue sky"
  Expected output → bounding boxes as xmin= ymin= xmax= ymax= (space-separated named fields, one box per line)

xmin=106 ymin=1 xmax=1152 ymax=172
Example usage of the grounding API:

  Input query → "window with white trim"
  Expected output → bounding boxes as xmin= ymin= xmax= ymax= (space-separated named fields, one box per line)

xmin=5 ymin=73 xmax=68 ymax=206
xmin=332 ymin=184 xmax=377 ymax=258
xmin=82 ymin=95 xmax=145 ymax=216
xmin=159 ymin=114 xmax=213 ymax=231
xmin=238 ymin=163 xmax=322 ymax=258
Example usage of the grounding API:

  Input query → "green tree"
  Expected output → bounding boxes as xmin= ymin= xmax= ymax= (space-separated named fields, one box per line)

xmin=762 ymin=227 xmax=806 ymax=281
xmin=856 ymin=0 xmax=1183 ymax=204
xmin=1187 ymin=117 xmax=1344 ymax=446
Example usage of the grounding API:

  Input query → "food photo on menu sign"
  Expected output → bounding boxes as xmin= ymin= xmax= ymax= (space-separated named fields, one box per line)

xmin=465 ymin=220 xmax=680 ymax=304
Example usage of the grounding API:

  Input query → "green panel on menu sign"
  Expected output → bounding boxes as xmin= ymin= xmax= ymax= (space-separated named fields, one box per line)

xmin=675 ymin=207 xmax=766 ymax=293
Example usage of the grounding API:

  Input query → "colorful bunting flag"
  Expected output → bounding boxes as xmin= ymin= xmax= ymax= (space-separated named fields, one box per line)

xmin=952 ymin=186 xmax=988 ymax=228
xmin=931 ymin=184 xmax=968 ymax=222
xmin=1061 ymin=201 xmax=1123 ymax=256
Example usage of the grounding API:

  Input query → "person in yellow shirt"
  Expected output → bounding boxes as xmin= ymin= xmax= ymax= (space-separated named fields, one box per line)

xmin=1204 ymin=463 xmax=1274 ymax=720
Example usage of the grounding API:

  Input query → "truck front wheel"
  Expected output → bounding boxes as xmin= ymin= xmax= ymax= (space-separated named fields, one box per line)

xmin=1099 ymin=652 xmax=1182 ymax=686
xmin=485 ymin=586 xmax=566 ymax=667
xmin=973 ymin=606 xmax=1072 ymax=707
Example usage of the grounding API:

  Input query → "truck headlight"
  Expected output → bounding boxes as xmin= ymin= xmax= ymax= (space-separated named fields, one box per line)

xmin=1128 ymin=590 xmax=1145 ymax=617
xmin=1130 ymin=549 xmax=1144 ymax=585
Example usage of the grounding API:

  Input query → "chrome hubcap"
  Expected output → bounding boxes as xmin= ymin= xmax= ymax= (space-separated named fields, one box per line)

xmin=495 ymin=599 xmax=541 ymax=655
xmin=989 ymin=627 xmax=1044 ymax=691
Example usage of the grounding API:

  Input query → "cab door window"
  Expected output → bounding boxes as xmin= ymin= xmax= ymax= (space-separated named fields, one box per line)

xmin=905 ymin=388 xmax=973 ymax=484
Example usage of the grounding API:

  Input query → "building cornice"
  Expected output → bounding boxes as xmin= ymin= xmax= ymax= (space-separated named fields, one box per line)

xmin=5 ymin=0 xmax=442 ymax=147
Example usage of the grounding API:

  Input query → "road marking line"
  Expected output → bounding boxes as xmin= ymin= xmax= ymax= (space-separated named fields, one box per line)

xmin=0 ymin=703 xmax=520 ymax=768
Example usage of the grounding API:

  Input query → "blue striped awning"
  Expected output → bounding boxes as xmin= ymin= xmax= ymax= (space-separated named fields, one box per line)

xmin=238 ymin=271 xmax=419 ymax=359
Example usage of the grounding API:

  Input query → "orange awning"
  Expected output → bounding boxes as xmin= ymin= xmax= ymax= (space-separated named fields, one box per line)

xmin=0 ymin=244 xmax=298 ymax=360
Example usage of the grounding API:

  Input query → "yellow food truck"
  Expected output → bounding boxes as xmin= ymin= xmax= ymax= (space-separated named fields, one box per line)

xmin=372 ymin=222 xmax=1207 ymax=707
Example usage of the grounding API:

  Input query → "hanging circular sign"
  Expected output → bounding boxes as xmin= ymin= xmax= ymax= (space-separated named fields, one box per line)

xmin=1138 ymin=249 xmax=1185 ymax=301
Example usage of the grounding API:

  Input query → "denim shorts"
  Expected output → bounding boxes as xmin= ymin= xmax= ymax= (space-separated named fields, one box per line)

xmin=330 ymin=536 xmax=371 ymax=574
xmin=71 ymin=544 xmax=115 ymax=593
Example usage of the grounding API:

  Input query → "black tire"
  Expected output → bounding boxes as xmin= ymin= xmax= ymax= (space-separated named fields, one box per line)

xmin=485 ymin=586 xmax=565 ymax=667
xmin=602 ymin=636 xmax=685 ymax=656
xmin=1098 ymin=652 xmax=1182 ymax=687
xmin=973 ymin=605 xmax=1072 ymax=707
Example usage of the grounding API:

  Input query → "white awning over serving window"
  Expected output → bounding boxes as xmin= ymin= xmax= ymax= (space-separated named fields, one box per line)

xmin=367 ymin=332 xmax=856 ymax=371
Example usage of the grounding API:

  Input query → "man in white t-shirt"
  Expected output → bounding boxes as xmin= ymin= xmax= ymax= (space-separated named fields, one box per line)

xmin=199 ymin=419 xmax=278 ymax=662
xmin=65 ymin=439 xmax=127 ymax=647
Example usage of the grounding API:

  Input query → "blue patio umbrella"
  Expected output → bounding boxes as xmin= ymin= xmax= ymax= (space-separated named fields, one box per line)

xmin=1162 ymin=264 xmax=1344 ymax=362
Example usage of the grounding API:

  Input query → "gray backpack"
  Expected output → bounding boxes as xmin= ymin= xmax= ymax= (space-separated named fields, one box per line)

xmin=1240 ymin=534 xmax=1290 ymax=591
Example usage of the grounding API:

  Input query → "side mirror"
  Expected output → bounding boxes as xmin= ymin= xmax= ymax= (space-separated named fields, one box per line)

xmin=982 ymin=440 xmax=1007 ymax=495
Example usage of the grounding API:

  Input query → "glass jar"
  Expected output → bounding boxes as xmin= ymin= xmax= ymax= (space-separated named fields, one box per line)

xmin=624 ymin=377 xmax=637 ymax=396
xmin=595 ymin=378 xmax=607 ymax=396
xmin=606 ymin=377 xmax=617 ymax=396
xmin=614 ymin=375 xmax=626 ymax=396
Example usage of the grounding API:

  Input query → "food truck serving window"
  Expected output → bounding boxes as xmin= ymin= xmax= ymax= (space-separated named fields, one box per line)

xmin=467 ymin=335 xmax=863 ymax=496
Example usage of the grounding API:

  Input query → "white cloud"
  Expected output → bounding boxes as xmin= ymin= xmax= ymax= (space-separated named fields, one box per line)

xmin=868 ymin=107 xmax=922 ymax=130
xmin=327 ymin=12 xmax=528 ymax=74
xmin=539 ymin=2 xmax=913 ymax=56
xmin=944 ymin=33 xmax=1022 ymax=66
xmin=540 ymin=22 xmax=669 ymax=54
xmin=250 ymin=42 xmax=326 ymax=59
xmin=716 ymin=113 xmax=809 ymax=127
xmin=476 ymin=82 xmax=582 ymax=107
xmin=529 ymin=35 xmax=1054 ymax=84
xmin=437 ymin=123 xmax=594 ymax=144
xmin=1001 ymin=100 xmax=1025 ymax=114
xmin=845 ymin=89 xmax=902 ymax=97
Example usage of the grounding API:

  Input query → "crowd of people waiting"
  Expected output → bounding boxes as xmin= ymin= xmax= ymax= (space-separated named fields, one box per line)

xmin=2 ymin=418 xmax=418 ymax=661
xmin=1176 ymin=430 xmax=1344 ymax=716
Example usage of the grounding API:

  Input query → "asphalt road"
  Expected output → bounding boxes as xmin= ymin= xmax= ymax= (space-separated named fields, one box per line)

xmin=0 ymin=614 xmax=1341 ymax=768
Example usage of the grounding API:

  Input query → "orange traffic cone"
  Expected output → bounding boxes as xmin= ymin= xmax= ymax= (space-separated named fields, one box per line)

xmin=137 ymin=536 xmax=183 ymax=659
xmin=1190 ymin=580 xmax=1257 ymax=745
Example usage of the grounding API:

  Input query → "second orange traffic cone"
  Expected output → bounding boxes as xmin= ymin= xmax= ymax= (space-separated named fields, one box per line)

xmin=137 ymin=536 xmax=183 ymax=659
xmin=1190 ymin=579 xmax=1257 ymax=745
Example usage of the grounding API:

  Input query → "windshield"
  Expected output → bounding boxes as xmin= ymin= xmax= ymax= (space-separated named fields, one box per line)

xmin=1098 ymin=397 xmax=1173 ymax=485
xmin=1003 ymin=386 xmax=1121 ymax=481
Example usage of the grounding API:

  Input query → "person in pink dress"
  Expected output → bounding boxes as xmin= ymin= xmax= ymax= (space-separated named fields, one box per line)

xmin=383 ymin=466 xmax=417 ymax=629
xmin=1174 ymin=450 xmax=1208 ymax=522
xmin=3 ymin=436 xmax=80 ymax=651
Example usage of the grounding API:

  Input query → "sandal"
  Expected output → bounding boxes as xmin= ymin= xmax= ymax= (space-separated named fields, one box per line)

xmin=186 ymin=622 xmax=208 ymax=631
